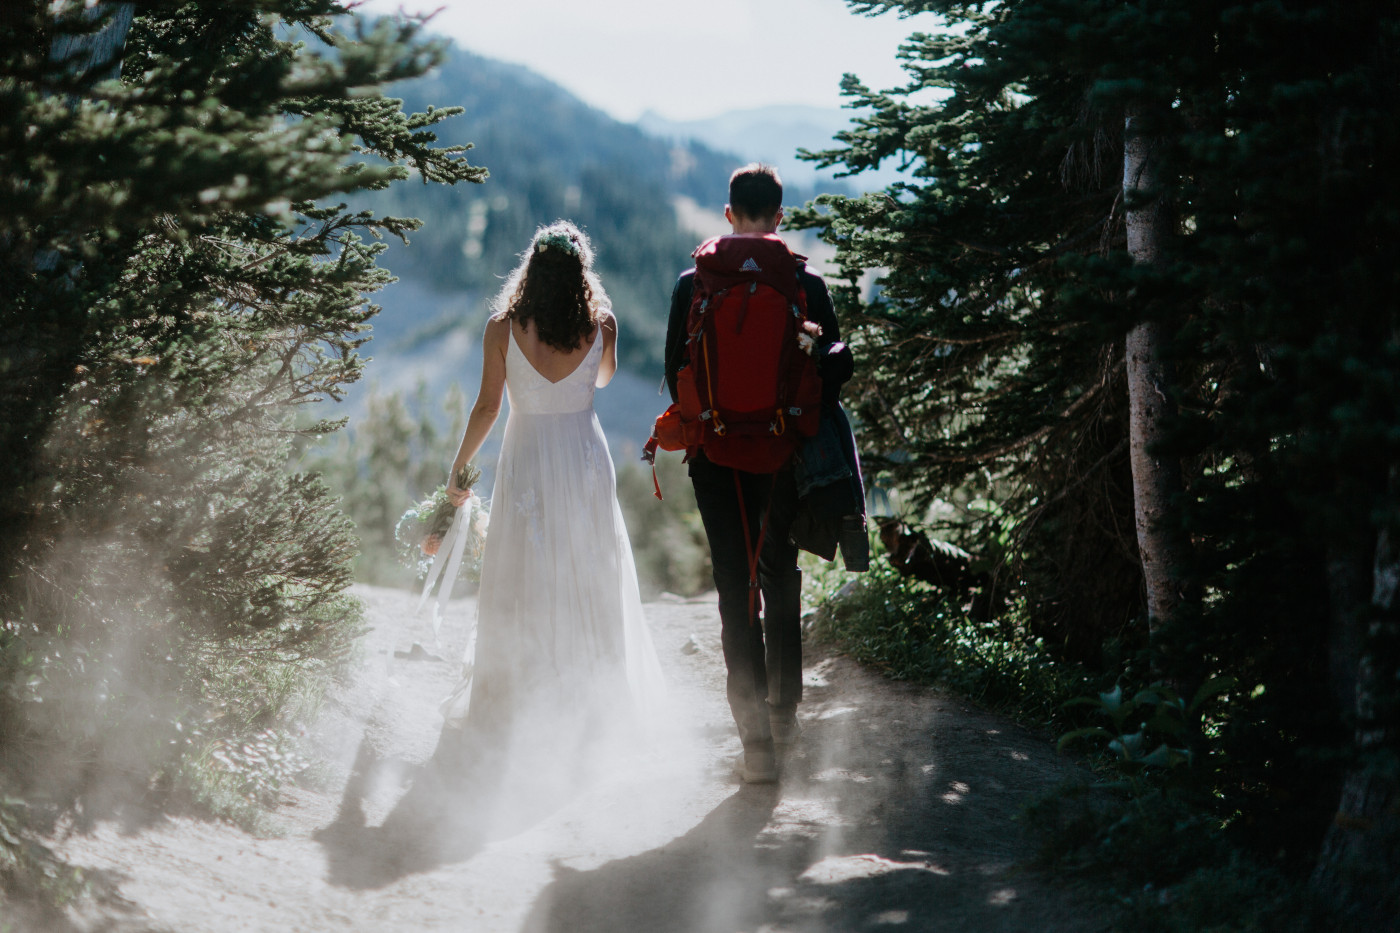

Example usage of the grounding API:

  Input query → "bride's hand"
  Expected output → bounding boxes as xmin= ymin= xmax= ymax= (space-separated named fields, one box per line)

xmin=446 ymin=483 xmax=473 ymax=507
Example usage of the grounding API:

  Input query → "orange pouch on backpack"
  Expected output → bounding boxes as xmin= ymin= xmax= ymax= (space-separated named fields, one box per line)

xmin=650 ymin=403 xmax=700 ymax=451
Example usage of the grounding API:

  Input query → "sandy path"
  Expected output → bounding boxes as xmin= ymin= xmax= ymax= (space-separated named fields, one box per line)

xmin=38 ymin=584 xmax=1108 ymax=933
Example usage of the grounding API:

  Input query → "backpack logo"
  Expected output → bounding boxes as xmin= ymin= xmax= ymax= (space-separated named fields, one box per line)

xmin=740 ymin=257 xmax=762 ymax=272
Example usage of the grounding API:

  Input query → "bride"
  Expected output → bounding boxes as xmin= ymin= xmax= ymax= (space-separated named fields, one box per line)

xmin=436 ymin=221 xmax=665 ymax=784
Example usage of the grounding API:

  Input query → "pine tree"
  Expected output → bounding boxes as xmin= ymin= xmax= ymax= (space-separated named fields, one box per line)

xmin=794 ymin=0 xmax=1165 ymax=655
xmin=0 ymin=0 xmax=483 ymax=826
xmin=799 ymin=0 xmax=1400 ymax=914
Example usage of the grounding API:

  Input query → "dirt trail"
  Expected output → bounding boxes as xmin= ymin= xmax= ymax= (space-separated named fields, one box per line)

xmin=38 ymin=584 xmax=1108 ymax=933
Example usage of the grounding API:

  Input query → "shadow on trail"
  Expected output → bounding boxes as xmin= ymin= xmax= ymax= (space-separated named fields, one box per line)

xmin=520 ymin=655 xmax=1101 ymax=933
xmin=315 ymin=723 xmax=569 ymax=890
xmin=519 ymin=784 xmax=783 ymax=933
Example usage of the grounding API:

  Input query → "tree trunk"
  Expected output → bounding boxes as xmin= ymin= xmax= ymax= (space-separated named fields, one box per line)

xmin=1324 ymin=482 xmax=1380 ymax=715
xmin=1123 ymin=102 xmax=1191 ymax=655
xmin=49 ymin=1 xmax=134 ymax=84
xmin=35 ymin=1 xmax=134 ymax=276
xmin=1314 ymin=474 xmax=1400 ymax=923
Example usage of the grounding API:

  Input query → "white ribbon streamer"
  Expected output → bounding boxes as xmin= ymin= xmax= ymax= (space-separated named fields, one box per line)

xmin=416 ymin=498 xmax=474 ymax=642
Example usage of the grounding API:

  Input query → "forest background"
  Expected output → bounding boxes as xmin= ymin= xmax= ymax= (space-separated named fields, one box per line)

xmin=292 ymin=40 xmax=857 ymax=598
xmin=3 ymin=1 xmax=1399 ymax=931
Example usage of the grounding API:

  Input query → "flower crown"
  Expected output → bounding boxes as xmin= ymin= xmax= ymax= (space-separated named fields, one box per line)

xmin=535 ymin=230 xmax=581 ymax=258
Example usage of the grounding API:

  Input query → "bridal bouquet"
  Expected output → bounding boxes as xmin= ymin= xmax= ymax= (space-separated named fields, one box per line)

xmin=397 ymin=463 xmax=491 ymax=640
xmin=395 ymin=463 xmax=489 ymax=580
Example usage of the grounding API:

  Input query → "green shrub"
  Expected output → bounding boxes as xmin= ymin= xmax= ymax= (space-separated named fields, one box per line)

xmin=0 ymin=799 xmax=87 ymax=908
xmin=804 ymin=544 xmax=1092 ymax=725
xmin=1025 ymin=783 xmax=1331 ymax=933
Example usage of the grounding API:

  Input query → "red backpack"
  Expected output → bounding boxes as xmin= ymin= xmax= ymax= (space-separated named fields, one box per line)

xmin=644 ymin=235 xmax=822 ymax=489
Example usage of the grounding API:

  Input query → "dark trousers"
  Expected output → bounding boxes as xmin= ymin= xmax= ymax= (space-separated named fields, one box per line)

xmin=689 ymin=454 xmax=803 ymax=750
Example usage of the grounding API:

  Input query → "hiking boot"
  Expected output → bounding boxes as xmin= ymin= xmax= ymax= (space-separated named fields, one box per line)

xmin=733 ymin=746 xmax=778 ymax=784
xmin=770 ymin=710 xmax=801 ymax=747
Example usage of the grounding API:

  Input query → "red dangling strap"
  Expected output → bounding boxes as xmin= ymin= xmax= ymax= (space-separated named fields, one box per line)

xmin=642 ymin=435 xmax=664 ymax=500
xmin=733 ymin=469 xmax=776 ymax=626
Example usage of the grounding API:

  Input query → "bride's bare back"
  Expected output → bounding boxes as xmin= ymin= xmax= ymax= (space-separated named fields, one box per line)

xmin=446 ymin=222 xmax=618 ymax=502
xmin=510 ymin=314 xmax=617 ymax=387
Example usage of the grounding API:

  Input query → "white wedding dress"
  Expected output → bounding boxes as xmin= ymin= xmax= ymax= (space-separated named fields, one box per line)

xmin=441 ymin=326 xmax=665 ymax=759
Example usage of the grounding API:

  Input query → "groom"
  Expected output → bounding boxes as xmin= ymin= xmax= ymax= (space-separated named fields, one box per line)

xmin=664 ymin=163 xmax=848 ymax=783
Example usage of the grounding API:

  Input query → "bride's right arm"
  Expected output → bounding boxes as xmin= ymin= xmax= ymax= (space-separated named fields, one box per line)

xmin=596 ymin=309 xmax=618 ymax=388
xmin=447 ymin=316 xmax=508 ymax=505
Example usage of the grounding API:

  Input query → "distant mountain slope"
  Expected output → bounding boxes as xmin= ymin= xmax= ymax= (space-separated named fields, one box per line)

xmin=341 ymin=43 xmax=863 ymax=462
xmin=360 ymin=45 xmax=830 ymax=378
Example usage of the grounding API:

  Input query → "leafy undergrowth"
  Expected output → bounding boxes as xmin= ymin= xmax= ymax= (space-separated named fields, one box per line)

xmin=169 ymin=645 xmax=340 ymax=832
xmin=1025 ymin=782 xmax=1334 ymax=933
xmin=802 ymin=551 xmax=1092 ymax=727
xmin=0 ymin=799 xmax=88 ymax=919
xmin=0 ymin=618 xmax=354 ymax=920
xmin=805 ymin=548 xmax=1340 ymax=933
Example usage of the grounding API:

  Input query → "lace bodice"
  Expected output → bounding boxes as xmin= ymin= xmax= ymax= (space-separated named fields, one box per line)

xmin=505 ymin=328 xmax=602 ymax=415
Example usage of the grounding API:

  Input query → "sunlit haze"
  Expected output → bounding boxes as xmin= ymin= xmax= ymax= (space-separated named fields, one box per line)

xmin=354 ymin=0 xmax=937 ymax=122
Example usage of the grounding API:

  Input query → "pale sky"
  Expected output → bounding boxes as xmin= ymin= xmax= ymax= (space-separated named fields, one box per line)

xmin=355 ymin=0 xmax=936 ymax=122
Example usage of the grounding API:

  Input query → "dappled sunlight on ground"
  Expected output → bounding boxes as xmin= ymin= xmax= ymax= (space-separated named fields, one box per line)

xmin=46 ymin=585 xmax=1103 ymax=932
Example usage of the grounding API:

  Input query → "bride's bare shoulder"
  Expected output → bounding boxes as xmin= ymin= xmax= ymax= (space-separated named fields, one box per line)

xmin=483 ymin=314 xmax=511 ymax=354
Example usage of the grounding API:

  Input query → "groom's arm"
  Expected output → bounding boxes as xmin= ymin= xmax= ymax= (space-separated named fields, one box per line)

xmin=664 ymin=270 xmax=694 ymax=403
xmin=802 ymin=271 xmax=853 ymax=401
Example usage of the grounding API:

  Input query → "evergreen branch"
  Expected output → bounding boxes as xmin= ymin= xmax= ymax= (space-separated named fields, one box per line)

xmin=918 ymin=381 xmax=1112 ymax=465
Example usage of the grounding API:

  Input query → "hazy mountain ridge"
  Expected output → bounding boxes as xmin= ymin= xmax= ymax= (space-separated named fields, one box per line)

xmin=638 ymin=104 xmax=907 ymax=193
xmin=344 ymin=41 xmax=860 ymax=456
xmin=362 ymin=46 xmax=834 ymax=356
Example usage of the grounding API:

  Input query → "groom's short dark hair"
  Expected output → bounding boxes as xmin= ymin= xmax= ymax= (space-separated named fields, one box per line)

xmin=728 ymin=163 xmax=783 ymax=222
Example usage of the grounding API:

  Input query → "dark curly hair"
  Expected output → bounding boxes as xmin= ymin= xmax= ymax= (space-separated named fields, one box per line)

xmin=492 ymin=221 xmax=608 ymax=352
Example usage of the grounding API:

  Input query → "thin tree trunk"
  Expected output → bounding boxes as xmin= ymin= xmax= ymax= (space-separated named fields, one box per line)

xmin=35 ymin=0 xmax=134 ymax=276
xmin=49 ymin=1 xmax=134 ymax=84
xmin=1313 ymin=490 xmax=1400 ymax=922
xmin=1324 ymin=478 xmax=1380 ymax=715
xmin=1123 ymin=102 xmax=1190 ymax=652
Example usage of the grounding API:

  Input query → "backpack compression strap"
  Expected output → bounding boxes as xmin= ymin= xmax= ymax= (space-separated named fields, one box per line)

xmin=688 ymin=288 xmax=730 ymax=437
